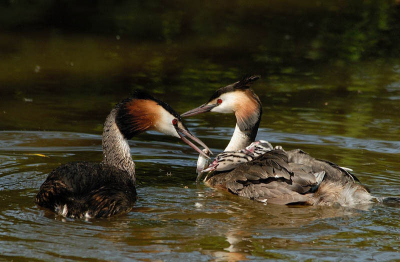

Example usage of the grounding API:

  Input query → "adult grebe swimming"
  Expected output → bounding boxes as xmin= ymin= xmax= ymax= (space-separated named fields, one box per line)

xmin=183 ymin=76 xmax=399 ymax=206
xmin=36 ymin=91 xmax=210 ymax=218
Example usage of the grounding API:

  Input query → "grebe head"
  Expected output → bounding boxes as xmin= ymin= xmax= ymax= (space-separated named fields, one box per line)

xmin=181 ymin=75 xmax=262 ymax=132
xmin=116 ymin=91 xmax=211 ymax=158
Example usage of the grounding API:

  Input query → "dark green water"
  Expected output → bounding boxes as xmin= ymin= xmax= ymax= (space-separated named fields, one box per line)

xmin=1 ymin=1 xmax=400 ymax=261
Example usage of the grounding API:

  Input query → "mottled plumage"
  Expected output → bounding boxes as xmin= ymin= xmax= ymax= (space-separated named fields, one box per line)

xmin=36 ymin=162 xmax=137 ymax=218
xmin=200 ymin=140 xmax=273 ymax=173
xmin=205 ymin=149 xmax=370 ymax=205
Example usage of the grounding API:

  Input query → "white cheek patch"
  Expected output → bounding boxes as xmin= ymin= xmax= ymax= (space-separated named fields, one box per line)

xmin=154 ymin=107 xmax=180 ymax=138
xmin=211 ymin=93 xmax=238 ymax=114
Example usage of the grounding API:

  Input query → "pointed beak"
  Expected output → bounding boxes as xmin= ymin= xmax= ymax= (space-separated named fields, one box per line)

xmin=175 ymin=126 xmax=213 ymax=159
xmin=181 ymin=104 xmax=218 ymax=117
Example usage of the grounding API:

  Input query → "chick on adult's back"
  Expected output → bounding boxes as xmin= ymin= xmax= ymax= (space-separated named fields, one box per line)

xmin=182 ymin=76 xmax=374 ymax=206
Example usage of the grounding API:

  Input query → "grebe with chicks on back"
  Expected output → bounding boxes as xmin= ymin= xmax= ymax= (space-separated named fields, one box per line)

xmin=183 ymin=76 xmax=399 ymax=206
xmin=36 ymin=91 xmax=211 ymax=219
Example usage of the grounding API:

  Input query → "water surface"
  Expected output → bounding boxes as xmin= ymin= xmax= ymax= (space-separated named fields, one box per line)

xmin=1 ymin=1 xmax=400 ymax=261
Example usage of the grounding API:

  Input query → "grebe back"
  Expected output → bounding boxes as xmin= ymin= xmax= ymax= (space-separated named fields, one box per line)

xmin=183 ymin=76 xmax=383 ymax=206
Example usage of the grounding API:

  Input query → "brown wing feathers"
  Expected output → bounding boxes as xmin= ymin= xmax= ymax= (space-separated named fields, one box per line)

xmin=206 ymin=150 xmax=321 ymax=205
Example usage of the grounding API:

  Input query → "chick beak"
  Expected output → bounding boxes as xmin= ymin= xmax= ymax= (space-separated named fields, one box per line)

xmin=175 ymin=126 xmax=213 ymax=159
xmin=181 ymin=103 xmax=218 ymax=117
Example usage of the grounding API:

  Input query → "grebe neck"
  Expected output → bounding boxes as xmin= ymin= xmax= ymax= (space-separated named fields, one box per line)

xmin=224 ymin=120 xmax=260 ymax=151
xmin=224 ymin=93 xmax=262 ymax=151
xmin=102 ymin=108 xmax=135 ymax=180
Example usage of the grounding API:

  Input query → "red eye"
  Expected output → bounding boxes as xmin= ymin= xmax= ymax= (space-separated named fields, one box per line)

xmin=217 ymin=99 xmax=222 ymax=104
xmin=172 ymin=119 xmax=178 ymax=125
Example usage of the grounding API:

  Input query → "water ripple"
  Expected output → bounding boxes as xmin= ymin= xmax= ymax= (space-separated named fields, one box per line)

xmin=195 ymin=127 xmax=400 ymax=154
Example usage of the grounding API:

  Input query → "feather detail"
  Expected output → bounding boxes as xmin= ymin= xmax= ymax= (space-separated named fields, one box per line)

xmin=235 ymin=90 xmax=262 ymax=131
xmin=206 ymin=75 xmax=261 ymax=103
xmin=116 ymin=99 xmax=158 ymax=139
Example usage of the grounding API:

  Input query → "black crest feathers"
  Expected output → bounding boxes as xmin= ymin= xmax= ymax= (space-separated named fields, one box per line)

xmin=207 ymin=75 xmax=261 ymax=103
xmin=233 ymin=75 xmax=261 ymax=90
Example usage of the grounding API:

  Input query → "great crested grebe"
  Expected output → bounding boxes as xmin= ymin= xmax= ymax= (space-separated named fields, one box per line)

xmin=182 ymin=76 xmax=399 ymax=206
xmin=36 ymin=91 xmax=210 ymax=218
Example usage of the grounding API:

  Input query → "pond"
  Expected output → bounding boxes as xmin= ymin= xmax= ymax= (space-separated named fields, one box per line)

xmin=1 ymin=1 xmax=400 ymax=261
